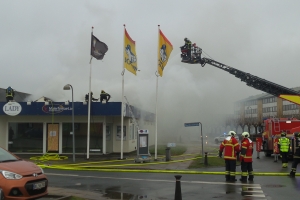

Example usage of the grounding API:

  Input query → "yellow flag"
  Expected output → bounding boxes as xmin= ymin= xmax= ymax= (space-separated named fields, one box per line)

xmin=124 ymin=28 xmax=137 ymax=75
xmin=158 ymin=30 xmax=173 ymax=77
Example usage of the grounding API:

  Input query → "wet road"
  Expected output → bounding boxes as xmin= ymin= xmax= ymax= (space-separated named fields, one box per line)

xmin=42 ymin=168 xmax=300 ymax=200
xmin=38 ymin=144 xmax=300 ymax=200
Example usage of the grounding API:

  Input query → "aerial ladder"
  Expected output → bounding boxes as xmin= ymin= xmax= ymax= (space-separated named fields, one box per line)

xmin=180 ymin=45 xmax=300 ymax=99
xmin=181 ymin=47 xmax=300 ymax=158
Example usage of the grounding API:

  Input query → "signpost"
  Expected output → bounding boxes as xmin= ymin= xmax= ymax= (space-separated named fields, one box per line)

xmin=184 ymin=122 xmax=203 ymax=162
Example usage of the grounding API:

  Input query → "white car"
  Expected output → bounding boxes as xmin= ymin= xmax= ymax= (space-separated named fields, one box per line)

xmin=214 ymin=134 xmax=239 ymax=144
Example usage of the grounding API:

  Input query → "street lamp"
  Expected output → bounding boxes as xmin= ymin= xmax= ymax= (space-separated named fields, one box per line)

xmin=63 ymin=84 xmax=75 ymax=163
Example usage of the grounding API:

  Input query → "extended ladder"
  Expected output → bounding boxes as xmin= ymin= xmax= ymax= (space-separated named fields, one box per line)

xmin=124 ymin=96 xmax=139 ymax=130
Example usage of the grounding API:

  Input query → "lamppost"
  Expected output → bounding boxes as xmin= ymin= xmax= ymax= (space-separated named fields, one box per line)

xmin=63 ymin=84 xmax=75 ymax=163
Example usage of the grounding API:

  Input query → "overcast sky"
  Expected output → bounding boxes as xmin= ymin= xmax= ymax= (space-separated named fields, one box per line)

xmin=1 ymin=1 xmax=300 ymax=139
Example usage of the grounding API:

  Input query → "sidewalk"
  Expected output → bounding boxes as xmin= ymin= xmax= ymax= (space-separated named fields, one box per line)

xmin=46 ymin=187 xmax=109 ymax=200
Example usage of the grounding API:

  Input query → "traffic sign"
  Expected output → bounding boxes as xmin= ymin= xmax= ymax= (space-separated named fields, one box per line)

xmin=167 ymin=143 xmax=176 ymax=147
xmin=184 ymin=122 xmax=200 ymax=127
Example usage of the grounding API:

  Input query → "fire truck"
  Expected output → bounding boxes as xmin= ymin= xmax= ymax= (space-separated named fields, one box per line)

xmin=180 ymin=46 xmax=300 ymax=157
xmin=261 ymin=118 xmax=300 ymax=157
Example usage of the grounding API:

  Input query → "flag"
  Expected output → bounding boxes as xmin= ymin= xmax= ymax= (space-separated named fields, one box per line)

xmin=124 ymin=28 xmax=138 ymax=75
xmin=91 ymin=34 xmax=108 ymax=60
xmin=158 ymin=30 xmax=173 ymax=77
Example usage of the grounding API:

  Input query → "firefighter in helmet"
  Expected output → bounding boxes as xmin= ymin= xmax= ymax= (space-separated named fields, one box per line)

xmin=100 ymin=90 xmax=111 ymax=103
xmin=290 ymin=132 xmax=300 ymax=177
xmin=239 ymin=132 xmax=254 ymax=182
xmin=85 ymin=92 xmax=98 ymax=102
xmin=6 ymin=86 xmax=15 ymax=102
xmin=219 ymin=131 xmax=240 ymax=182
xmin=183 ymin=38 xmax=192 ymax=60
xmin=278 ymin=132 xmax=290 ymax=168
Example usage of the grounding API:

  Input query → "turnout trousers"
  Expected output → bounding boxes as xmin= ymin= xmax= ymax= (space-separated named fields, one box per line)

xmin=225 ymin=159 xmax=236 ymax=181
xmin=281 ymin=152 xmax=289 ymax=167
xmin=290 ymin=158 xmax=300 ymax=177
xmin=240 ymin=161 xmax=254 ymax=182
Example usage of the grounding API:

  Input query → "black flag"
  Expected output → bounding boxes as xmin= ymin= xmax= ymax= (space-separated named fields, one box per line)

xmin=90 ymin=35 xmax=108 ymax=60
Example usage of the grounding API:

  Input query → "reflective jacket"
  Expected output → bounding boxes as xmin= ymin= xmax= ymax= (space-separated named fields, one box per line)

xmin=278 ymin=137 xmax=290 ymax=153
xmin=220 ymin=136 xmax=240 ymax=160
xmin=240 ymin=138 xmax=253 ymax=162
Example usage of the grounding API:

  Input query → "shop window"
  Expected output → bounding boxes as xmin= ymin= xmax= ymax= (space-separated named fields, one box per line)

xmin=8 ymin=123 xmax=43 ymax=153
xmin=62 ymin=122 xmax=103 ymax=153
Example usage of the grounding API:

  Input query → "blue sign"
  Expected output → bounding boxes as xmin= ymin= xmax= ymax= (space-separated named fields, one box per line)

xmin=184 ymin=122 xmax=200 ymax=127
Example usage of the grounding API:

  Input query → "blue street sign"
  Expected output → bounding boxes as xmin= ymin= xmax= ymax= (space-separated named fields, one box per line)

xmin=184 ymin=122 xmax=200 ymax=127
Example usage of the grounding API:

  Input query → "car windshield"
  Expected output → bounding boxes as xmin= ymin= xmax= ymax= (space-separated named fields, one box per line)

xmin=0 ymin=147 xmax=19 ymax=162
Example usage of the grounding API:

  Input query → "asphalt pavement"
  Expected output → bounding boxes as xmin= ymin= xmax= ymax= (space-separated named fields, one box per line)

xmin=19 ymin=142 xmax=300 ymax=200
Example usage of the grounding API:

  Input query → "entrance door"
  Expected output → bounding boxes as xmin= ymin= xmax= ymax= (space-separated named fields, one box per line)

xmin=47 ymin=124 xmax=59 ymax=152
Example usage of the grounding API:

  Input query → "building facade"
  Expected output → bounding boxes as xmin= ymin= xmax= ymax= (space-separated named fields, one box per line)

xmin=0 ymin=101 xmax=155 ymax=155
xmin=230 ymin=87 xmax=300 ymax=135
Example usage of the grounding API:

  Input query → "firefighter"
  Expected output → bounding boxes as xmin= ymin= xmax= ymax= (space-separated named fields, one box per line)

xmin=278 ymin=132 xmax=290 ymax=168
xmin=6 ymin=86 xmax=15 ymax=102
xmin=183 ymin=38 xmax=192 ymax=60
xmin=239 ymin=132 xmax=254 ymax=182
xmin=290 ymin=132 xmax=300 ymax=177
xmin=219 ymin=131 xmax=240 ymax=182
xmin=100 ymin=90 xmax=111 ymax=103
xmin=85 ymin=92 xmax=98 ymax=102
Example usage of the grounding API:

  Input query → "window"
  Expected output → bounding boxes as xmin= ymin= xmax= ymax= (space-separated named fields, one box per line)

xmin=8 ymin=123 xmax=43 ymax=153
xmin=116 ymin=126 xmax=126 ymax=140
xmin=62 ymin=122 xmax=103 ymax=153
xmin=129 ymin=124 xmax=135 ymax=140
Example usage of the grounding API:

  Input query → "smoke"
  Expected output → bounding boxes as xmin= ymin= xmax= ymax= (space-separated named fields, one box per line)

xmin=2 ymin=1 xmax=300 ymax=143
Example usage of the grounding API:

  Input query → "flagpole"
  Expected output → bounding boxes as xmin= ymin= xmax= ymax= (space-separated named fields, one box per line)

xmin=155 ymin=71 xmax=159 ymax=160
xmin=120 ymin=24 xmax=126 ymax=160
xmin=154 ymin=25 xmax=161 ymax=161
xmin=87 ymin=26 xmax=93 ymax=160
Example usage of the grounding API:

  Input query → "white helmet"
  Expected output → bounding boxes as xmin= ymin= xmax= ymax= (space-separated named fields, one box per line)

xmin=228 ymin=131 xmax=236 ymax=136
xmin=242 ymin=132 xmax=250 ymax=138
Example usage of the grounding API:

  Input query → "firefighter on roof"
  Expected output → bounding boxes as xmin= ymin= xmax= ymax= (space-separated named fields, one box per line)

xmin=290 ymin=132 xmax=300 ymax=177
xmin=239 ymin=132 xmax=254 ymax=182
xmin=85 ymin=92 xmax=98 ymax=102
xmin=219 ymin=131 xmax=240 ymax=182
xmin=278 ymin=132 xmax=290 ymax=168
xmin=100 ymin=90 xmax=111 ymax=103
xmin=6 ymin=86 xmax=15 ymax=102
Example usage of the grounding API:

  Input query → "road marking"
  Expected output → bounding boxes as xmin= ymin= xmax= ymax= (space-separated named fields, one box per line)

xmin=47 ymin=173 xmax=268 ymax=199
xmin=242 ymin=185 xmax=266 ymax=198
xmin=46 ymin=173 xmax=78 ymax=176
xmin=46 ymin=173 xmax=259 ymax=186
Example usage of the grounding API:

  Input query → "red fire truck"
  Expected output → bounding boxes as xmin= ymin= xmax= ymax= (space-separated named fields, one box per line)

xmin=260 ymin=117 xmax=300 ymax=157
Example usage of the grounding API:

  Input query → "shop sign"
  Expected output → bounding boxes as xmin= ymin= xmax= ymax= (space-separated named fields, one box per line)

xmin=3 ymin=102 xmax=22 ymax=116
xmin=42 ymin=104 xmax=72 ymax=114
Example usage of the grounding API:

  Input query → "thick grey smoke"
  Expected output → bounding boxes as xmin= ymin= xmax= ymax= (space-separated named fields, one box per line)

xmin=1 ymin=1 xmax=300 ymax=143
